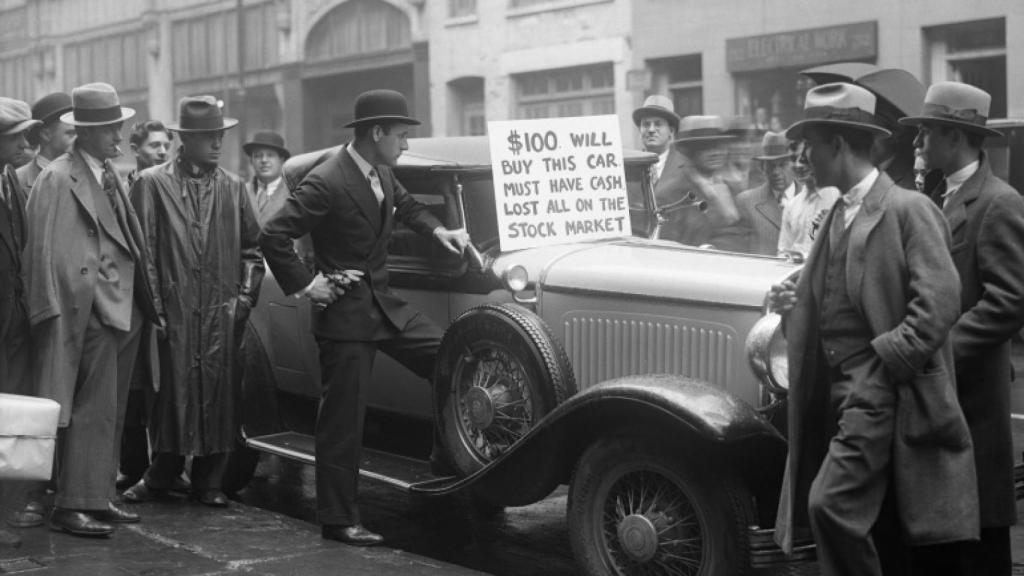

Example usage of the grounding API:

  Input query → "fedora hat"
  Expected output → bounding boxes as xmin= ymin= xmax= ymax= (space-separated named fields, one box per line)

xmin=31 ymin=92 xmax=73 ymax=125
xmin=673 ymin=115 xmax=733 ymax=145
xmin=632 ymin=95 xmax=681 ymax=131
xmin=166 ymin=95 xmax=239 ymax=132
xmin=60 ymin=82 xmax=135 ymax=127
xmin=344 ymin=89 xmax=420 ymax=128
xmin=785 ymin=82 xmax=891 ymax=140
xmin=243 ymin=130 xmax=290 ymax=159
xmin=0 ymin=98 xmax=41 ymax=136
xmin=752 ymin=131 xmax=791 ymax=161
xmin=898 ymin=81 xmax=1001 ymax=138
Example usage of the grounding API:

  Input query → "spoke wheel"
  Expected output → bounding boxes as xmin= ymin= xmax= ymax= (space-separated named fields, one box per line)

xmin=569 ymin=436 xmax=754 ymax=576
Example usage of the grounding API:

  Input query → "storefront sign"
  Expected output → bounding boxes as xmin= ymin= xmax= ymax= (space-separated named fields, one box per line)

xmin=488 ymin=115 xmax=631 ymax=251
xmin=727 ymin=21 xmax=877 ymax=73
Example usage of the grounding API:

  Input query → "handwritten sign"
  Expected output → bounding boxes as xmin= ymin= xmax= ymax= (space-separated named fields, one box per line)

xmin=488 ymin=115 xmax=631 ymax=252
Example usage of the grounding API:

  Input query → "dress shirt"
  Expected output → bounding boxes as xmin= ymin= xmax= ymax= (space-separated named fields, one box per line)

xmin=941 ymin=159 xmax=980 ymax=206
xmin=346 ymin=143 xmax=384 ymax=205
xmin=256 ymin=176 xmax=283 ymax=198
xmin=80 ymin=148 xmax=106 ymax=187
xmin=652 ymin=149 xmax=669 ymax=184
xmin=837 ymin=168 xmax=879 ymax=230
xmin=777 ymin=183 xmax=840 ymax=256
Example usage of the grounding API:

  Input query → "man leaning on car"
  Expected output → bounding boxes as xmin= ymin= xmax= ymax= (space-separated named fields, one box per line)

xmin=258 ymin=89 xmax=470 ymax=546
xmin=769 ymin=82 xmax=978 ymax=576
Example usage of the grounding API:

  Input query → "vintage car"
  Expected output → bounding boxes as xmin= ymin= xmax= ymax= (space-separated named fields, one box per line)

xmin=236 ymin=136 xmax=810 ymax=576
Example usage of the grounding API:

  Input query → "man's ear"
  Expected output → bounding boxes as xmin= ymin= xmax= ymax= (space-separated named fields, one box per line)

xmin=372 ymin=124 xmax=383 ymax=143
xmin=37 ymin=125 xmax=53 ymax=145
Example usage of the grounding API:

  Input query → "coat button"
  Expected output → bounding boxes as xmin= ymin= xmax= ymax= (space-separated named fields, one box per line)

xmin=80 ymin=267 xmax=88 ymax=275
xmin=87 ymin=229 xmax=96 ymax=237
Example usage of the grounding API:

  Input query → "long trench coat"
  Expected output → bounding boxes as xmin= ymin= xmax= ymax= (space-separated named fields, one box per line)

xmin=130 ymin=158 xmax=263 ymax=455
xmin=774 ymin=173 xmax=979 ymax=552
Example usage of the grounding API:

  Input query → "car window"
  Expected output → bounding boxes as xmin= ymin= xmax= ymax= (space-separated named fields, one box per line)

xmin=388 ymin=170 xmax=465 ymax=273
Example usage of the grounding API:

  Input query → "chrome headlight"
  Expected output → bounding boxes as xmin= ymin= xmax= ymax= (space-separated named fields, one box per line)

xmin=502 ymin=264 xmax=529 ymax=292
xmin=745 ymin=312 xmax=789 ymax=396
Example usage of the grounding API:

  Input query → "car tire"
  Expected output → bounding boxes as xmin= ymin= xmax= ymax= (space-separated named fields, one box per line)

xmin=434 ymin=303 xmax=576 ymax=479
xmin=568 ymin=435 xmax=754 ymax=576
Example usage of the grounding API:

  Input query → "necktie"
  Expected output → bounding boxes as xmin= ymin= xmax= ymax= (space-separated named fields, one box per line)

xmin=0 ymin=172 xmax=9 ymax=210
xmin=367 ymin=168 xmax=384 ymax=206
xmin=257 ymin=183 xmax=269 ymax=213
xmin=650 ymin=163 xmax=661 ymax=187
xmin=101 ymin=163 xmax=119 ymax=211
xmin=829 ymin=201 xmax=847 ymax=254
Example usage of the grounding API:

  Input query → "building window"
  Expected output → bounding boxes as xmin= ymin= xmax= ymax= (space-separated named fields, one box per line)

xmin=925 ymin=18 xmax=1006 ymax=118
xmin=448 ymin=0 xmax=476 ymax=18
xmin=515 ymin=63 xmax=615 ymax=119
xmin=449 ymin=77 xmax=485 ymax=136
xmin=648 ymin=54 xmax=703 ymax=118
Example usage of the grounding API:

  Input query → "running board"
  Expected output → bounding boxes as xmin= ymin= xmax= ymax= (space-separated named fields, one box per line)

xmin=246 ymin=431 xmax=449 ymax=491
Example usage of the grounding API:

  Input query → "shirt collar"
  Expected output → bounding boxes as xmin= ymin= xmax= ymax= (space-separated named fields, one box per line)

xmin=944 ymin=159 xmax=980 ymax=194
xmin=35 ymin=154 xmax=51 ymax=170
xmin=841 ymin=168 xmax=879 ymax=207
xmin=258 ymin=176 xmax=283 ymax=194
xmin=78 ymin=147 xmax=106 ymax=184
xmin=347 ymin=143 xmax=375 ymax=180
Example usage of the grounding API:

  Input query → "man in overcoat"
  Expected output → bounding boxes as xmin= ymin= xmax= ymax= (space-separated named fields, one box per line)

xmin=122 ymin=96 xmax=264 ymax=508
xmin=25 ymin=83 xmax=160 ymax=536
xmin=16 ymin=92 xmax=74 ymax=193
xmin=769 ymin=82 xmax=978 ymax=576
xmin=734 ymin=131 xmax=794 ymax=255
xmin=901 ymin=81 xmax=1024 ymax=576
xmin=260 ymin=89 xmax=469 ymax=546
xmin=0 ymin=98 xmax=40 ymax=547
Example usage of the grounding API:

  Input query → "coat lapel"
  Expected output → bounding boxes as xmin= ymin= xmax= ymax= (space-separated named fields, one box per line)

xmin=847 ymin=173 xmax=893 ymax=308
xmin=942 ymin=156 xmax=989 ymax=240
xmin=338 ymin=148 xmax=382 ymax=232
xmin=754 ymin=186 xmax=782 ymax=229
xmin=68 ymin=150 xmax=99 ymax=228
xmin=0 ymin=168 xmax=17 ymax=259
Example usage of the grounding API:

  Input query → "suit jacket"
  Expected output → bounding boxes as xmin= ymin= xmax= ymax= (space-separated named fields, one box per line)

xmin=734 ymin=183 xmax=782 ymax=255
xmin=930 ymin=154 xmax=1024 ymax=528
xmin=15 ymin=156 xmax=43 ymax=194
xmin=23 ymin=148 xmax=159 ymax=425
xmin=248 ymin=177 xmax=290 ymax=227
xmin=0 ymin=166 xmax=27 ymax=342
xmin=654 ymin=148 xmax=739 ymax=248
xmin=260 ymin=146 xmax=443 ymax=341
xmin=775 ymin=172 xmax=978 ymax=551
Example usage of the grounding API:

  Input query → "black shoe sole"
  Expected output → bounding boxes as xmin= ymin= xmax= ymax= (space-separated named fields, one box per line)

xmin=48 ymin=522 xmax=113 ymax=537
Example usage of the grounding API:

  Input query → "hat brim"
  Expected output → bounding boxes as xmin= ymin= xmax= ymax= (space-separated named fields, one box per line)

xmin=59 ymin=107 xmax=135 ymax=127
xmin=243 ymin=142 xmax=291 ymax=159
xmin=673 ymin=134 xmax=734 ymax=145
xmin=343 ymin=115 xmax=421 ymax=129
xmin=1 ymin=118 xmax=42 ymax=136
xmin=785 ymin=118 xmax=891 ymax=140
xmin=166 ymin=117 xmax=240 ymax=133
xmin=39 ymin=106 xmax=74 ymax=126
xmin=753 ymin=152 xmax=791 ymax=162
xmin=898 ymin=116 xmax=1002 ymax=138
xmin=632 ymin=107 xmax=681 ymax=129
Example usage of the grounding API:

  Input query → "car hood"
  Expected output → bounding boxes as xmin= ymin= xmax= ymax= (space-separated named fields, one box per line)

xmin=491 ymin=239 xmax=800 ymax=309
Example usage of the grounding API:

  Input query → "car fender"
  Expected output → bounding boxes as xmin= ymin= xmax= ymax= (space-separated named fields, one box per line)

xmin=412 ymin=374 xmax=786 ymax=507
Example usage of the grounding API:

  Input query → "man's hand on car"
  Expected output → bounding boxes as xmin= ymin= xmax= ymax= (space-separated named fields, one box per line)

xmin=434 ymin=227 xmax=471 ymax=255
xmin=768 ymin=279 xmax=798 ymax=315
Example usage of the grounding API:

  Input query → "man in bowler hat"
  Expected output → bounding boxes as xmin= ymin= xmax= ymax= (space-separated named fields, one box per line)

xmin=244 ymin=130 xmax=291 ymax=226
xmin=0 ymin=98 xmax=41 ymax=547
xmin=16 ymin=92 xmax=75 ymax=193
xmin=260 ymin=89 xmax=469 ymax=545
xmin=770 ymin=83 xmax=978 ymax=576
xmin=901 ymin=81 xmax=1024 ymax=576
xmin=24 ymin=82 xmax=160 ymax=537
xmin=122 ymin=96 xmax=264 ymax=508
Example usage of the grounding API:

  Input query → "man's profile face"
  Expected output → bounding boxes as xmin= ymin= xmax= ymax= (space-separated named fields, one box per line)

xmin=799 ymin=128 xmax=837 ymax=188
xmin=693 ymin=144 xmax=727 ymax=174
xmin=638 ymin=116 xmax=674 ymax=154
xmin=132 ymin=130 xmax=171 ymax=168
xmin=789 ymin=141 xmax=814 ymax=185
xmin=250 ymin=147 xmax=283 ymax=182
xmin=912 ymin=123 xmax=954 ymax=174
xmin=181 ymin=131 xmax=223 ymax=166
xmin=0 ymin=130 xmax=30 ymax=166
xmin=764 ymin=157 xmax=793 ymax=194
xmin=78 ymin=122 xmax=124 ymax=161
xmin=373 ymin=123 xmax=410 ymax=167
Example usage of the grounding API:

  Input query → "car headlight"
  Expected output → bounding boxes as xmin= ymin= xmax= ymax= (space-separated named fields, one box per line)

xmin=503 ymin=264 xmax=529 ymax=292
xmin=745 ymin=312 xmax=789 ymax=396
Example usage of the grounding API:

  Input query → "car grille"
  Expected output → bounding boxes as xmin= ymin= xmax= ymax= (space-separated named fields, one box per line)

xmin=563 ymin=312 xmax=737 ymax=389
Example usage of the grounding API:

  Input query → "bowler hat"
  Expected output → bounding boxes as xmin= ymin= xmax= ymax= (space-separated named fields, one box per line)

xmin=0 ymin=98 xmax=41 ymax=136
xmin=60 ymin=82 xmax=135 ymax=127
xmin=753 ymin=131 xmax=791 ymax=161
xmin=31 ymin=92 xmax=73 ymax=125
xmin=673 ymin=115 xmax=733 ymax=145
xmin=898 ymin=81 xmax=1001 ymax=138
xmin=344 ymin=89 xmax=420 ymax=128
xmin=166 ymin=95 xmax=239 ymax=133
xmin=632 ymin=95 xmax=681 ymax=131
xmin=243 ymin=130 xmax=290 ymax=159
xmin=785 ymin=83 xmax=891 ymax=140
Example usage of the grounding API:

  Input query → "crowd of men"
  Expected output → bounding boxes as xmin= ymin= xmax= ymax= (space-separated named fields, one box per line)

xmin=0 ymin=64 xmax=1021 ymax=576
xmin=636 ymin=69 xmax=1024 ymax=575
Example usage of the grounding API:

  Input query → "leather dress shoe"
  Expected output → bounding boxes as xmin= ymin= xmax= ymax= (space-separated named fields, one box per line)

xmin=5 ymin=505 xmax=45 ymax=528
xmin=170 ymin=475 xmax=192 ymax=494
xmin=48 ymin=508 xmax=113 ymax=537
xmin=92 ymin=501 xmax=140 ymax=524
xmin=0 ymin=528 xmax=20 ymax=548
xmin=192 ymin=490 xmax=229 ymax=508
xmin=116 ymin=472 xmax=141 ymax=491
xmin=321 ymin=524 xmax=384 ymax=546
xmin=122 ymin=480 xmax=166 ymax=503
